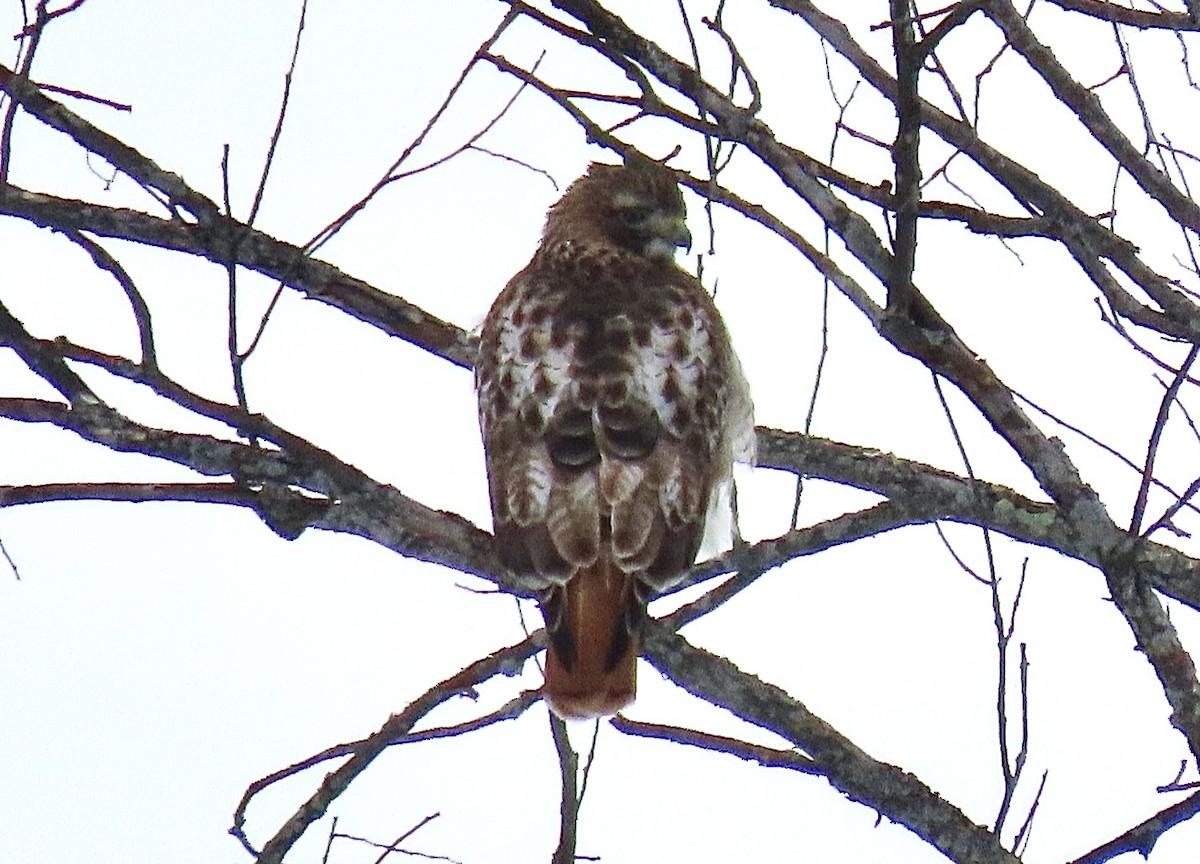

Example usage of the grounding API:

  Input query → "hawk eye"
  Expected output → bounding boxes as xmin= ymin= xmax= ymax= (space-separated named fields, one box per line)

xmin=617 ymin=205 xmax=652 ymax=227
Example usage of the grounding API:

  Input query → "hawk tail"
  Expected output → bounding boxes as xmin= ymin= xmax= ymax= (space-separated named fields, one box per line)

xmin=542 ymin=556 xmax=640 ymax=720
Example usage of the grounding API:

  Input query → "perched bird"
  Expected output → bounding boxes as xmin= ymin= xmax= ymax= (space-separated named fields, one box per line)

xmin=476 ymin=156 xmax=753 ymax=719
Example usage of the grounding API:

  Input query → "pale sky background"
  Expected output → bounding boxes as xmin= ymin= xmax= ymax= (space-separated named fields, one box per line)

xmin=2 ymin=1 xmax=1200 ymax=863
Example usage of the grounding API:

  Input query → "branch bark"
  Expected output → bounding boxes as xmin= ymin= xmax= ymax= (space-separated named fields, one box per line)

xmin=643 ymin=627 xmax=1021 ymax=864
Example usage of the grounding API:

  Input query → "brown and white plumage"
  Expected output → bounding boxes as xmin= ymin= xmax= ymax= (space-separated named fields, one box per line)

xmin=477 ymin=157 xmax=753 ymax=719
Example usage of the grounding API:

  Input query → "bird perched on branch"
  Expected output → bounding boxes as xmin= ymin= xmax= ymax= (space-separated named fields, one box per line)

xmin=477 ymin=156 xmax=753 ymax=719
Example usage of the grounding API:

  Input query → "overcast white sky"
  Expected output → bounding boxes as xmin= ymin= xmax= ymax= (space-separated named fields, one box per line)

xmin=2 ymin=2 xmax=1200 ymax=863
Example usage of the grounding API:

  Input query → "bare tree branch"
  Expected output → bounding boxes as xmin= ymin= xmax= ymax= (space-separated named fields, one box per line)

xmin=250 ymin=637 xmax=540 ymax=864
xmin=611 ymin=716 xmax=819 ymax=773
xmin=1069 ymin=790 xmax=1200 ymax=863
xmin=984 ymin=0 xmax=1200 ymax=234
xmin=642 ymin=627 xmax=1022 ymax=864
xmin=0 ymin=61 xmax=219 ymax=220
xmin=0 ymin=186 xmax=477 ymax=368
xmin=1040 ymin=0 xmax=1200 ymax=31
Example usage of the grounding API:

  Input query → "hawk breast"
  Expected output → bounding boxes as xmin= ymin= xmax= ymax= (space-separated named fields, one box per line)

xmin=478 ymin=246 xmax=739 ymax=593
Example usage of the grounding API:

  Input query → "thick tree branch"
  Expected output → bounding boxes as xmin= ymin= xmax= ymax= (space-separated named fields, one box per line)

xmin=642 ymin=628 xmax=1021 ymax=864
xmin=1041 ymin=0 xmax=1200 ymax=31
xmin=984 ymin=0 xmax=1200 ymax=234
xmin=0 ymin=481 xmax=276 ymax=509
xmin=888 ymin=0 xmax=921 ymax=318
xmin=0 ymin=395 xmax=509 ymax=590
xmin=0 ymin=186 xmax=476 ymax=368
xmin=1104 ymin=548 xmax=1200 ymax=760
xmin=1069 ymin=790 xmax=1200 ymax=863
xmin=760 ymin=428 xmax=1200 ymax=610
xmin=0 ymin=62 xmax=219 ymax=220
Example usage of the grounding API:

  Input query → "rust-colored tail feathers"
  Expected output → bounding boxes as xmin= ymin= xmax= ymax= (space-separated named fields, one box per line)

xmin=542 ymin=555 xmax=639 ymax=720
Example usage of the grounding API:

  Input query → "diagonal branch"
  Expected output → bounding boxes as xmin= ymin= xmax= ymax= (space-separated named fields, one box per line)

xmin=1103 ymin=547 xmax=1200 ymax=762
xmin=0 ymin=298 xmax=95 ymax=402
xmin=251 ymin=637 xmax=540 ymax=864
xmin=1039 ymin=0 xmax=1200 ymax=30
xmin=0 ymin=186 xmax=477 ymax=368
xmin=230 ymin=689 xmax=539 ymax=855
xmin=1069 ymin=789 xmax=1200 ymax=864
xmin=984 ymin=0 xmax=1200 ymax=234
xmin=0 ymin=395 xmax=509 ymax=590
xmin=755 ymin=428 xmax=1200 ymax=611
xmin=610 ymin=716 xmax=819 ymax=773
xmin=642 ymin=627 xmax=1020 ymax=864
xmin=0 ymin=62 xmax=220 ymax=221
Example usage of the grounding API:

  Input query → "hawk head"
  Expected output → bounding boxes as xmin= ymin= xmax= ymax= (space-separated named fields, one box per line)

xmin=542 ymin=157 xmax=692 ymax=260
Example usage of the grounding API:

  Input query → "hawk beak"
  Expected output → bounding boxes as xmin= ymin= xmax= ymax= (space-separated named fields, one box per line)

xmin=673 ymin=222 xmax=693 ymax=253
xmin=642 ymin=213 xmax=692 ymax=259
xmin=653 ymin=216 xmax=690 ymax=253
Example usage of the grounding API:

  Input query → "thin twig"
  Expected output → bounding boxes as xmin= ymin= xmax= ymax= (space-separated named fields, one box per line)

xmin=1131 ymin=343 xmax=1200 ymax=533
xmin=1 ymin=0 xmax=52 ymax=184
xmin=220 ymin=144 xmax=251 ymax=415
xmin=303 ymin=10 xmax=524 ymax=257
xmin=58 ymin=229 xmax=157 ymax=372
xmin=248 ymin=638 xmax=539 ymax=864
xmin=14 ymin=0 xmax=89 ymax=36
xmin=0 ymin=534 xmax=20 ymax=580
xmin=26 ymin=79 xmax=129 ymax=110
xmin=369 ymin=813 xmax=443 ymax=864
xmin=548 ymin=713 xmax=580 ymax=864
xmin=1012 ymin=770 xmax=1048 ymax=856
xmin=248 ymin=0 xmax=308 ymax=226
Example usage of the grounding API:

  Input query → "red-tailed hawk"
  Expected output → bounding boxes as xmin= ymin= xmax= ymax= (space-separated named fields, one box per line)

xmin=477 ymin=157 xmax=753 ymax=719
